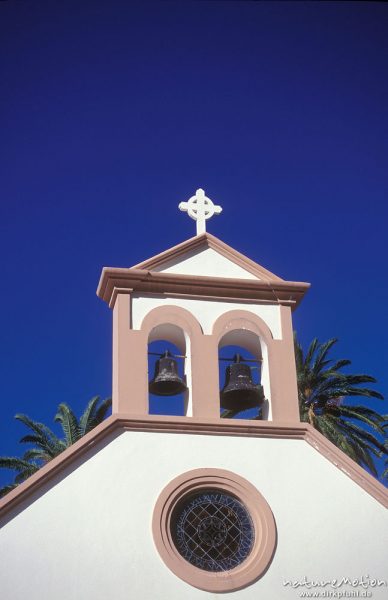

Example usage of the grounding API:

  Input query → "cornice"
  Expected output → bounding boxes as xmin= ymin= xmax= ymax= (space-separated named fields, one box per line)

xmin=97 ymin=268 xmax=310 ymax=310
xmin=0 ymin=415 xmax=386 ymax=520
xmin=97 ymin=233 xmax=310 ymax=309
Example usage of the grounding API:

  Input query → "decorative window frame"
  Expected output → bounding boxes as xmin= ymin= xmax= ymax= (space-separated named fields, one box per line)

xmin=152 ymin=468 xmax=277 ymax=592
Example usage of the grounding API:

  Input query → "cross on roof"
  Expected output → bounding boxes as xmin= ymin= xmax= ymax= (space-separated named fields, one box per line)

xmin=179 ymin=188 xmax=223 ymax=235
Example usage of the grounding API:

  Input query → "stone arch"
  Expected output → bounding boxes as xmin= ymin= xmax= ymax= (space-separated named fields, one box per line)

xmin=212 ymin=310 xmax=275 ymax=420
xmin=212 ymin=309 xmax=274 ymax=346
xmin=140 ymin=304 xmax=203 ymax=341
xmin=137 ymin=305 xmax=205 ymax=417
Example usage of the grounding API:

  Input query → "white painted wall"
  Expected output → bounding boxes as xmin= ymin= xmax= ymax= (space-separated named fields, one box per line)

xmin=131 ymin=294 xmax=282 ymax=339
xmin=260 ymin=341 xmax=272 ymax=419
xmin=152 ymin=247 xmax=259 ymax=280
xmin=1 ymin=431 xmax=387 ymax=600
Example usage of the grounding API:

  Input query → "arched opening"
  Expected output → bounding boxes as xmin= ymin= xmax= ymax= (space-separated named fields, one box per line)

xmin=218 ymin=330 xmax=269 ymax=420
xmin=148 ymin=323 xmax=192 ymax=417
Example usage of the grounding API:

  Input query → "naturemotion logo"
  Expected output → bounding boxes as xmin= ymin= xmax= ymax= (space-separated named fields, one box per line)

xmin=283 ymin=575 xmax=387 ymax=598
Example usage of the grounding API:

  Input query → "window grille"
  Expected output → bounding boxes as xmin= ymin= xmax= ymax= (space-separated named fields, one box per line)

xmin=172 ymin=490 xmax=254 ymax=572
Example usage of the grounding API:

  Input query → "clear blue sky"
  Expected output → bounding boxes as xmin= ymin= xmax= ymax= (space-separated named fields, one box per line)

xmin=1 ymin=1 xmax=387 ymax=485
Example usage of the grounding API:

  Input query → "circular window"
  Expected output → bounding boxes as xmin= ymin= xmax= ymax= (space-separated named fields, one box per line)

xmin=172 ymin=490 xmax=254 ymax=572
xmin=152 ymin=469 xmax=276 ymax=592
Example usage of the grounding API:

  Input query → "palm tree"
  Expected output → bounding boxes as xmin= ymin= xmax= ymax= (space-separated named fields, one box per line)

xmin=294 ymin=335 xmax=386 ymax=476
xmin=0 ymin=396 xmax=111 ymax=497
xmin=381 ymin=418 xmax=388 ymax=483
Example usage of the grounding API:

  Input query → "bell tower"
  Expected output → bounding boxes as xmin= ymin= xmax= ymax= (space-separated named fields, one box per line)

xmin=97 ymin=189 xmax=310 ymax=423
xmin=3 ymin=189 xmax=386 ymax=600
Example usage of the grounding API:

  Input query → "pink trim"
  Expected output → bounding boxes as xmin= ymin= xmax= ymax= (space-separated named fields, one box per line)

xmin=140 ymin=305 xmax=219 ymax=418
xmin=140 ymin=304 xmax=203 ymax=338
xmin=115 ymin=303 xmax=300 ymax=420
xmin=152 ymin=468 xmax=277 ymax=592
xmin=276 ymin=305 xmax=300 ymax=420
xmin=0 ymin=416 xmax=386 ymax=521
xmin=112 ymin=303 xmax=220 ymax=418
xmin=112 ymin=294 xmax=137 ymax=414
xmin=112 ymin=298 xmax=300 ymax=420
xmin=212 ymin=309 xmax=300 ymax=422
xmin=212 ymin=309 xmax=274 ymax=344
xmin=131 ymin=232 xmax=284 ymax=282
xmin=97 ymin=269 xmax=310 ymax=311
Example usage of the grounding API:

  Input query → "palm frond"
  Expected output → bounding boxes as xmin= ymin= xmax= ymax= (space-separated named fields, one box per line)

xmin=0 ymin=456 xmax=39 ymax=489
xmin=329 ymin=359 xmax=351 ymax=372
xmin=294 ymin=333 xmax=385 ymax=480
xmin=22 ymin=448 xmax=53 ymax=463
xmin=335 ymin=406 xmax=386 ymax=434
xmin=0 ymin=395 xmax=108 ymax=498
xmin=348 ymin=442 xmax=378 ymax=476
xmin=339 ymin=386 xmax=384 ymax=400
xmin=335 ymin=420 xmax=386 ymax=454
xmin=15 ymin=415 xmax=64 ymax=457
xmin=55 ymin=403 xmax=80 ymax=445
xmin=88 ymin=397 xmax=112 ymax=431
xmin=0 ymin=483 xmax=19 ymax=498
xmin=293 ymin=332 xmax=304 ymax=372
xmin=304 ymin=338 xmax=320 ymax=370
xmin=311 ymin=338 xmax=338 ymax=374
xmin=79 ymin=396 xmax=101 ymax=435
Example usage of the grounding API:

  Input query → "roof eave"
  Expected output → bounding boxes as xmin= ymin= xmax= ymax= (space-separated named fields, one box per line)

xmin=96 ymin=268 xmax=310 ymax=310
xmin=127 ymin=233 xmax=285 ymax=282
xmin=0 ymin=416 xmax=387 ymax=521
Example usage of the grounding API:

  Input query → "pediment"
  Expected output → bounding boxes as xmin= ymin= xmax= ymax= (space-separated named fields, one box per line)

xmin=131 ymin=233 xmax=284 ymax=282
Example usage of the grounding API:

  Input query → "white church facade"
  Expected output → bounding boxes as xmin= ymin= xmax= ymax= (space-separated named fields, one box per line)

xmin=0 ymin=190 xmax=387 ymax=599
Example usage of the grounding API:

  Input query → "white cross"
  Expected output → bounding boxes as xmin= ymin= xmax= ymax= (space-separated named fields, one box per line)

xmin=178 ymin=188 xmax=223 ymax=235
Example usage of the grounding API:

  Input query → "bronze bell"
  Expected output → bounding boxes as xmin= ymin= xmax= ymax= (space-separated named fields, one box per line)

xmin=149 ymin=351 xmax=187 ymax=396
xmin=220 ymin=354 xmax=264 ymax=411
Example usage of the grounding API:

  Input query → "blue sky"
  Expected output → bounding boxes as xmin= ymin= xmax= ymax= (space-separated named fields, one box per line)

xmin=0 ymin=1 xmax=387 ymax=485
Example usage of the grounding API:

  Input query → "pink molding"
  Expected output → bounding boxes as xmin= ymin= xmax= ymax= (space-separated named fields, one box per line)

xmin=152 ymin=468 xmax=277 ymax=592
xmin=141 ymin=304 xmax=219 ymax=418
xmin=97 ymin=233 xmax=310 ymax=309
xmin=112 ymin=294 xmax=136 ymax=414
xmin=212 ymin=309 xmax=300 ymax=421
xmin=140 ymin=304 xmax=203 ymax=339
xmin=112 ymin=299 xmax=300 ymax=420
xmin=97 ymin=269 xmax=310 ymax=310
xmin=112 ymin=303 xmax=220 ymax=418
xmin=131 ymin=233 xmax=285 ymax=282
xmin=0 ymin=416 xmax=387 ymax=521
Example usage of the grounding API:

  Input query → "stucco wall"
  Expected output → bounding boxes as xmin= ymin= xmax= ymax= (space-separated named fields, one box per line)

xmin=0 ymin=431 xmax=387 ymax=600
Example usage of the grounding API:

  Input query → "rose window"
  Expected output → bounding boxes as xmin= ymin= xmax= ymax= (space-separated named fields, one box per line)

xmin=171 ymin=490 xmax=254 ymax=572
